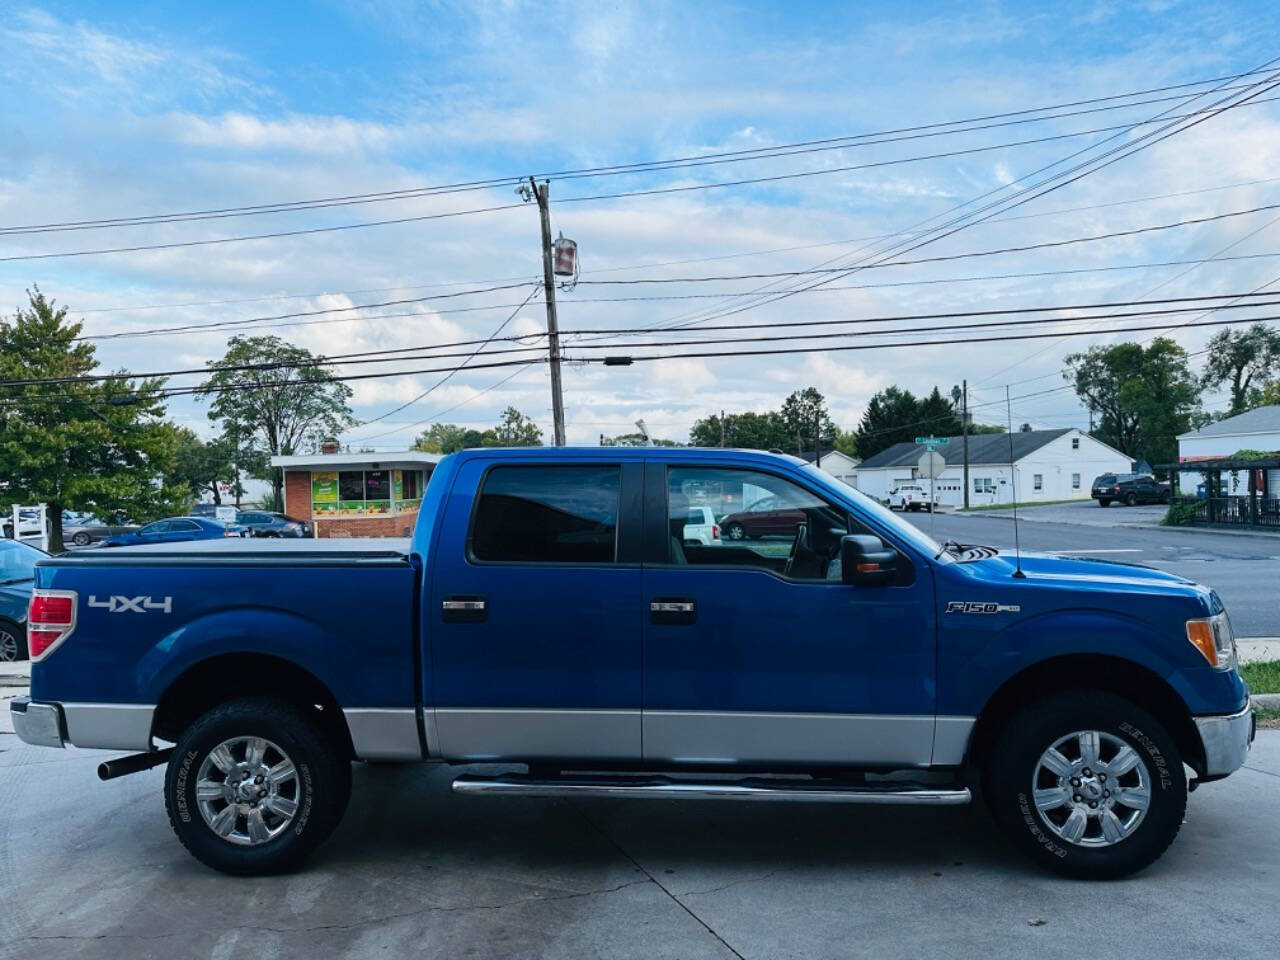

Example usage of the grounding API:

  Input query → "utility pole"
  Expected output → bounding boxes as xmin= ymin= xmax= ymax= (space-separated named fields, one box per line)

xmin=531 ymin=177 xmax=566 ymax=446
xmin=814 ymin=411 xmax=822 ymax=468
xmin=962 ymin=379 xmax=970 ymax=510
xmin=720 ymin=410 xmax=725 ymax=447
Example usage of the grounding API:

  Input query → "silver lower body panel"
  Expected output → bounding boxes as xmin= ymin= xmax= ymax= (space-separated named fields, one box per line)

xmin=10 ymin=697 xmax=65 ymax=748
xmin=453 ymin=772 xmax=971 ymax=805
xmin=343 ymin=707 xmax=423 ymax=761
xmin=434 ymin=708 xmax=640 ymax=761
xmin=62 ymin=703 xmax=154 ymax=751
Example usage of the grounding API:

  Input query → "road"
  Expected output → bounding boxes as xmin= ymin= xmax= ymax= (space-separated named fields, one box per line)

xmin=901 ymin=502 xmax=1280 ymax=636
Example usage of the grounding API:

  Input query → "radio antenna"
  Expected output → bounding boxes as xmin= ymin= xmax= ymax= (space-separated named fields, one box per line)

xmin=1006 ymin=385 xmax=1026 ymax=579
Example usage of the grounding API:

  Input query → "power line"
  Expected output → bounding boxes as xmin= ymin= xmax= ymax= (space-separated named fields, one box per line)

xmin=7 ymin=68 xmax=1274 ymax=237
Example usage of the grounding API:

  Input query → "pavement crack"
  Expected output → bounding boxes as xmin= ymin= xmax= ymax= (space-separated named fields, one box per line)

xmin=679 ymin=870 xmax=781 ymax=898
xmin=1243 ymin=764 xmax=1280 ymax=779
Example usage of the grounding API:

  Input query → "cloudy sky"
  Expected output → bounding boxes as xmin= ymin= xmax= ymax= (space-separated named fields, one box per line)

xmin=3 ymin=0 xmax=1280 ymax=448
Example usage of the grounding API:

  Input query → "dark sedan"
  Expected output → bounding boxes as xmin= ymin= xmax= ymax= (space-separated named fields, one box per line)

xmin=235 ymin=510 xmax=313 ymax=538
xmin=101 ymin=516 xmax=249 ymax=547
xmin=718 ymin=495 xmax=807 ymax=541
xmin=0 ymin=539 xmax=43 ymax=661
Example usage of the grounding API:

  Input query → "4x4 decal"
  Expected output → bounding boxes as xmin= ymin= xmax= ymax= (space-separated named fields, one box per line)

xmin=88 ymin=595 xmax=173 ymax=614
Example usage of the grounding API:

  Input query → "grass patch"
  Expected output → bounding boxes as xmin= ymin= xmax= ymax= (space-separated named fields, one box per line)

xmin=1241 ymin=659 xmax=1280 ymax=695
xmin=1256 ymin=706 xmax=1280 ymax=730
xmin=958 ymin=498 xmax=1094 ymax=513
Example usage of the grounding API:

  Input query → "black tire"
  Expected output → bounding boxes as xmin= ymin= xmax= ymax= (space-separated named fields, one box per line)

xmin=165 ymin=697 xmax=351 ymax=876
xmin=0 ymin=617 xmax=27 ymax=662
xmin=725 ymin=522 xmax=746 ymax=541
xmin=71 ymin=531 xmax=91 ymax=547
xmin=1098 ymin=499 xmax=1111 ymax=508
xmin=983 ymin=690 xmax=1186 ymax=880
xmin=1161 ymin=490 xmax=1172 ymax=504
xmin=1125 ymin=492 xmax=1138 ymax=507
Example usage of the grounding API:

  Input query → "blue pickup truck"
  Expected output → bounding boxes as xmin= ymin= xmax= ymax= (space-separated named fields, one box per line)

xmin=12 ymin=448 xmax=1254 ymax=878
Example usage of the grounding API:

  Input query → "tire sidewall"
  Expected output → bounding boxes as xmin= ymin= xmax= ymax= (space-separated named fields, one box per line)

xmin=0 ymin=618 xmax=27 ymax=661
xmin=165 ymin=699 xmax=345 ymax=875
xmin=986 ymin=692 xmax=1186 ymax=879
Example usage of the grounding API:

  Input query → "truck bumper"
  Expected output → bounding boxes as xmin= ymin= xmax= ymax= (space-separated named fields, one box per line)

xmin=1194 ymin=701 xmax=1256 ymax=777
xmin=10 ymin=696 xmax=65 ymax=748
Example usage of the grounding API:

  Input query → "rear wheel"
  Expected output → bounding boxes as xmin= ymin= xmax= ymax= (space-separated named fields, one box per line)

xmin=983 ymin=691 xmax=1185 ymax=879
xmin=1125 ymin=492 xmax=1138 ymax=506
xmin=1098 ymin=499 xmax=1111 ymax=508
xmin=725 ymin=522 xmax=746 ymax=541
xmin=71 ymin=531 xmax=92 ymax=546
xmin=165 ymin=697 xmax=351 ymax=875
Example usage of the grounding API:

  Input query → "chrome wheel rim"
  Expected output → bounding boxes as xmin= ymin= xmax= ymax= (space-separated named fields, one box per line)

xmin=195 ymin=737 xmax=300 ymax=846
xmin=1031 ymin=730 xmax=1150 ymax=847
xmin=0 ymin=628 xmax=17 ymax=662
xmin=728 ymin=525 xmax=744 ymax=540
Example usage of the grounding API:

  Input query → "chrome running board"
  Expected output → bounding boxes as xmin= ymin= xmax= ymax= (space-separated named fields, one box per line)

xmin=452 ymin=773 xmax=970 ymax=805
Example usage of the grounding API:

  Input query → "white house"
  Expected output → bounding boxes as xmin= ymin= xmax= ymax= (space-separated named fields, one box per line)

xmin=852 ymin=428 xmax=1130 ymax=508
xmin=800 ymin=449 xmax=860 ymax=486
xmin=1177 ymin=405 xmax=1280 ymax=497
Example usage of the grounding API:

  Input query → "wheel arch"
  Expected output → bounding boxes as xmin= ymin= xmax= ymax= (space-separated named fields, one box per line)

xmin=966 ymin=654 xmax=1205 ymax=776
xmin=152 ymin=652 xmax=355 ymax=759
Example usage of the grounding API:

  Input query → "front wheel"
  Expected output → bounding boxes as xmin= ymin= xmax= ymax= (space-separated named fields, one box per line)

xmin=165 ymin=697 xmax=351 ymax=875
xmin=0 ymin=618 xmax=27 ymax=662
xmin=72 ymin=531 xmax=92 ymax=546
xmin=983 ymin=691 xmax=1186 ymax=879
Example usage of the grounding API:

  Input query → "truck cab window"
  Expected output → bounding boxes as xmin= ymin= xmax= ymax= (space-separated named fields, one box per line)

xmin=470 ymin=465 xmax=621 ymax=564
xmin=669 ymin=466 xmax=857 ymax=580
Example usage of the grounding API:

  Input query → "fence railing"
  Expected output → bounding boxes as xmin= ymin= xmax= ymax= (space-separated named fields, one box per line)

xmin=1192 ymin=496 xmax=1280 ymax=528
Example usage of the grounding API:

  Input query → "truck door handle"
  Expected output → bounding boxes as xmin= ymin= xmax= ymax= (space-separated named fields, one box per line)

xmin=650 ymin=597 xmax=696 ymax=625
xmin=442 ymin=596 xmax=487 ymax=623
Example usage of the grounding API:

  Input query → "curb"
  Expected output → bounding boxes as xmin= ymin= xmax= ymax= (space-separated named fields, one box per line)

xmin=1253 ymin=693 xmax=1280 ymax=709
xmin=1113 ymin=523 xmax=1280 ymax=542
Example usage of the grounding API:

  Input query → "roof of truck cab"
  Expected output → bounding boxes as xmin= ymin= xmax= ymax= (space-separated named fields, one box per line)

xmin=447 ymin=446 xmax=806 ymax=464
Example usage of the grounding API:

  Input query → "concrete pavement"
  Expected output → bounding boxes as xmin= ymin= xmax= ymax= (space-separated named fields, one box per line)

xmin=1 ymin=731 xmax=1276 ymax=960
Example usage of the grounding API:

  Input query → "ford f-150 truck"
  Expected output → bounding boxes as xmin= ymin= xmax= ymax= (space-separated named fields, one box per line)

xmin=12 ymin=448 xmax=1254 ymax=878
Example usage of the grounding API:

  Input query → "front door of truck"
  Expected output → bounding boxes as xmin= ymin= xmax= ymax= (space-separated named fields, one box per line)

xmin=641 ymin=462 xmax=937 ymax=767
xmin=429 ymin=458 xmax=643 ymax=762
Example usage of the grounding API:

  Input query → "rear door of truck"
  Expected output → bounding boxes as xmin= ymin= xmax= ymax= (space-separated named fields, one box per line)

xmin=426 ymin=455 xmax=645 ymax=762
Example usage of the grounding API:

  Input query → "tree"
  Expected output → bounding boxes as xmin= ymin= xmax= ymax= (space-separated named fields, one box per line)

xmin=197 ymin=336 xmax=356 ymax=511
xmin=1065 ymin=338 xmax=1200 ymax=471
xmin=689 ymin=410 xmax=790 ymax=449
xmin=779 ymin=387 xmax=837 ymax=454
xmin=488 ymin=407 xmax=543 ymax=446
xmin=171 ymin=428 xmax=242 ymax=506
xmin=600 ymin=432 xmax=679 ymax=447
xmin=853 ymin=387 xmax=920 ymax=458
xmin=1201 ymin=323 xmax=1280 ymax=415
xmin=413 ymin=423 xmax=486 ymax=454
xmin=916 ymin=386 xmax=963 ymax=438
xmin=1250 ymin=378 xmax=1280 ymax=409
xmin=0 ymin=288 xmax=187 ymax=551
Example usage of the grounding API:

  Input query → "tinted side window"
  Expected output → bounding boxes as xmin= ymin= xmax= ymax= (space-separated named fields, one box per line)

xmin=471 ymin=465 xmax=620 ymax=564
xmin=171 ymin=520 xmax=202 ymax=532
xmin=141 ymin=521 xmax=171 ymax=534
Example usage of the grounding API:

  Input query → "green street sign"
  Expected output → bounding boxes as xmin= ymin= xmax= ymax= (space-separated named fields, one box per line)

xmin=915 ymin=436 xmax=950 ymax=446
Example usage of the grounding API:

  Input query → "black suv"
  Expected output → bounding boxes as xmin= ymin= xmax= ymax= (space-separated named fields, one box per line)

xmin=1091 ymin=473 xmax=1171 ymax=507
xmin=235 ymin=511 xmax=313 ymax=537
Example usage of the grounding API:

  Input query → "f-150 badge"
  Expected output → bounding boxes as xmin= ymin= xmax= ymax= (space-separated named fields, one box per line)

xmin=946 ymin=601 xmax=1021 ymax=614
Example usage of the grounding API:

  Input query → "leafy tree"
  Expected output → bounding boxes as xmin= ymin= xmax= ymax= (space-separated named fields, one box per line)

xmin=853 ymin=387 xmax=920 ymax=458
xmin=488 ymin=406 xmax=543 ymax=446
xmin=1065 ymin=338 xmax=1200 ymax=471
xmin=779 ymin=387 xmax=837 ymax=454
xmin=197 ymin=335 xmax=356 ymax=512
xmin=0 ymin=288 xmax=186 ymax=551
xmin=968 ymin=423 xmax=1007 ymax=435
xmin=1250 ymin=378 xmax=1280 ymax=409
xmin=600 ymin=432 xmax=679 ymax=447
xmin=171 ymin=428 xmax=243 ymax=507
xmin=832 ymin=426 xmax=858 ymax=458
xmin=413 ymin=423 xmax=486 ymax=454
xmin=1201 ymin=323 xmax=1280 ymax=415
xmin=689 ymin=410 xmax=790 ymax=449
xmin=916 ymin=386 xmax=963 ymax=438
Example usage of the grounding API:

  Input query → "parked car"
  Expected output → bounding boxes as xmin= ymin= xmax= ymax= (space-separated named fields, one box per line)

xmin=1092 ymin=473 xmax=1172 ymax=507
xmin=11 ymin=448 xmax=1255 ymax=880
xmin=236 ymin=511 xmax=313 ymax=538
xmin=888 ymin=483 xmax=938 ymax=512
xmin=0 ymin=539 xmax=43 ymax=661
xmin=63 ymin=514 xmax=139 ymax=547
xmin=719 ymin=494 xmax=806 ymax=540
xmin=680 ymin=505 xmax=720 ymax=545
xmin=100 ymin=516 xmax=249 ymax=547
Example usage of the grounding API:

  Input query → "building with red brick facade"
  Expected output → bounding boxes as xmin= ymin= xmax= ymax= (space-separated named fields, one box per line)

xmin=271 ymin=451 xmax=442 ymax=538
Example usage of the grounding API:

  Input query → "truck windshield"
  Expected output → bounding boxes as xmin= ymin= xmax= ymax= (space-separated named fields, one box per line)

xmin=800 ymin=464 xmax=943 ymax=559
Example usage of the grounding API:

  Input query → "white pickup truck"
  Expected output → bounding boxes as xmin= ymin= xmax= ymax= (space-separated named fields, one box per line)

xmin=888 ymin=483 xmax=938 ymax=512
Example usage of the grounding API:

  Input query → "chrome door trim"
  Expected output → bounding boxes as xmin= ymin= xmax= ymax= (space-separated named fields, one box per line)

xmin=342 ymin=707 xmax=423 ymax=761
xmin=433 ymin=708 xmax=641 ymax=761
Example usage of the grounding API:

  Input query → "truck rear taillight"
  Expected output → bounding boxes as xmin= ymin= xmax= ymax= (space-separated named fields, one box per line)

xmin=28 ymin=589 xmax=77 ymax=662
xmin=1113 ymin=484 xmax=1121 ymax=493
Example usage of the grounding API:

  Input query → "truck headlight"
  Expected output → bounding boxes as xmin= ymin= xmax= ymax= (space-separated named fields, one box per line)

xmin=1186 ymin=613 xmax=1237 ymax=671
